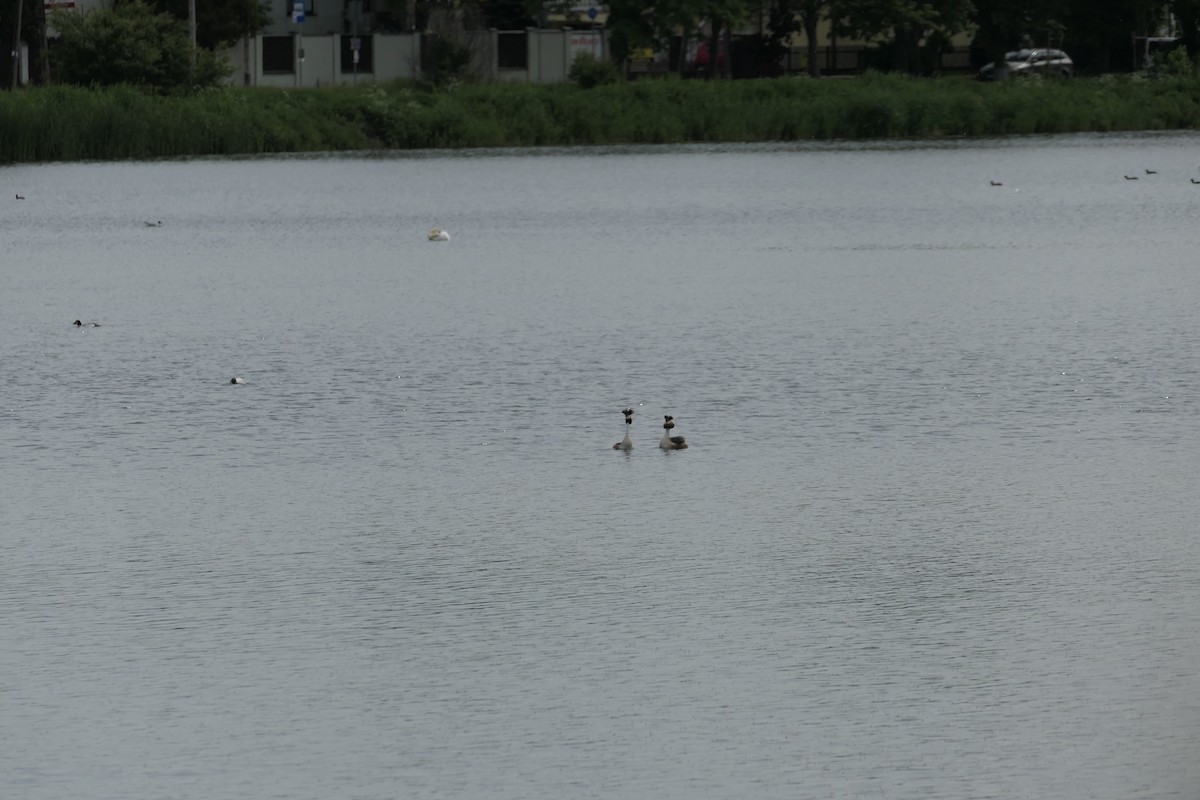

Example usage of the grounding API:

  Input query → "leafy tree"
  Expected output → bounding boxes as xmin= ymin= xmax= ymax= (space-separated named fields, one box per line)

xmin=147 ymin=0 xmax=268 ymax=86
xmin=149 ymin=0 xmax=271 ymax=50
xmin=605 ymin=0 xmax=698 ymax=73
xmin=606 ymin=0 xmax=753 ymax=77
xmin=745 ymin=0 xmax=806 ymax=77
xmin=831 ymin=0 xmax=974 ymax=74
xmin=604 ymin=0 xmax=657 ymax=63
xmin=696 ymin=0 xmax=755 ymax=78
xmin=51 ymin=0 xmax=229 ymax=92
xmin=795 ymin=0 xmax=832 ymax=76
xmin=479 ymin=0 xmax=538 ymax=28
xmin=1060 ymin=0 xmax=1160 ymax=72
xmin=1175 ymin=0 xmax=1200 ymax=64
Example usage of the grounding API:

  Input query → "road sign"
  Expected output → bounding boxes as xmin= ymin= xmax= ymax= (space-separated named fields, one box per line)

xmin=291 ymin=0 xmax=304 ymax=23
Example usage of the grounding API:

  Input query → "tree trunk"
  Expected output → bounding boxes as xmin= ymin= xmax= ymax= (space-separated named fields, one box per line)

xmin=10 ymin=0 xmax=24 ymax=89
xmin=707 ymin=21 xmax=721 ymax=79
xmin=893 ymin=25 xmax=922 ymax=75
xmin=721 ymin=25 xmax=732 ymax=79
xmin=803 ymin=8 xmax=820 ymax=77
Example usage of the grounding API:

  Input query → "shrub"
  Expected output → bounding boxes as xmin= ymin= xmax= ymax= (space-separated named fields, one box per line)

xmin=1149 ymin=46 xmax=1197 ymax=80
xmin=50 ymin=0 xmax=229 ymax=94
xmin=568 ymin=52 xmax=622 ymax=89
xmin=423 ymin=35 xmax=474 ymax=88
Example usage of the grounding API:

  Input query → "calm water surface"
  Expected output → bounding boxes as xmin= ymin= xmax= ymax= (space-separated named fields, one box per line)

xmin=2 ymin=134 xmax=1199 ymax=799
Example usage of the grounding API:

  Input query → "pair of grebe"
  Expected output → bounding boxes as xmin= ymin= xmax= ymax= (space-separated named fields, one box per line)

xmin=612 ymin=409 xmax=688 ymax=451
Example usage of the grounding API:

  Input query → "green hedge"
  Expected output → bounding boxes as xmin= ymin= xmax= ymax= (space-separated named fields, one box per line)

xmin=2 ymin=73 xmax=1199 ymax=164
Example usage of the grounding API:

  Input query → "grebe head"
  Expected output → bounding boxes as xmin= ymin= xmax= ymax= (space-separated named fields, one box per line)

xmin=73 ymin=320 xmax=82 ymax=326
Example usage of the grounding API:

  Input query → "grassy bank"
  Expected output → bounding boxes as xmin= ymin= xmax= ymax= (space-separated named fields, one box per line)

xmin=2 ymin=72 xmax=1200 ymax=164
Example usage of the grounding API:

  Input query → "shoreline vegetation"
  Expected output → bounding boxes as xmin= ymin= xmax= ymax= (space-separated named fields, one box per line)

xmin=3 ymin=73 xmax=1200 ymax=164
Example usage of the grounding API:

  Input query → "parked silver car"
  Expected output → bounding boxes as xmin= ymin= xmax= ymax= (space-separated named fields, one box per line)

xmin=978 ymin=48 xmax=1074 ymax=81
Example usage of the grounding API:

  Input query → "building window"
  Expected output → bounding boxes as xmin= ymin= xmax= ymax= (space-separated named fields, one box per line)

xmin=263 ymin=36 xmax=295 ymax=73
xmin=341 ymin=35 xmax=374 ymax=72
xmin=497 ymin=31 xmax=527 ymax=70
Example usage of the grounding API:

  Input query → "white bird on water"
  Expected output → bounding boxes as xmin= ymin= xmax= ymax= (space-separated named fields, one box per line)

xmin=660 ymin=415 xmax=688 ymax=450
xmin=428 ymin=228 xmax=450 ymax=241
xmin=229 ymin=377 xmax=245 ymax=385
xmin=612 ymin=408 xmax=634 ymax=450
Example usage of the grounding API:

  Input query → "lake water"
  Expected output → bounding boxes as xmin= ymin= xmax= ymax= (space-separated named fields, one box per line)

xmin=2 ymin=133 xmax=1199 ymax=799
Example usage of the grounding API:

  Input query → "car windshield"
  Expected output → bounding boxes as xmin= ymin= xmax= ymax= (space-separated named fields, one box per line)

xmin=1004 ymin=50 xmax=1031 ymax=61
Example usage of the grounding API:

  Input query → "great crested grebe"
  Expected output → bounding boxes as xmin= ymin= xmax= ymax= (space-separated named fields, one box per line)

xmin=612 ymin=408 xmax=634 ymax=450
xmin=660 ymin=415 xmax=688 ymax=450
xmin=230 ymin=377 xmax=245 ymax=385
xmin=73 ymin=319 xmax=100 ymax=327
xmin=428 ymin=228 xmax=450 ymax=241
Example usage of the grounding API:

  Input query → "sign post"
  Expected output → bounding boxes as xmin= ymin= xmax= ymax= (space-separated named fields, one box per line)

xmin=291 ymin=0 xmax=304 ymax=87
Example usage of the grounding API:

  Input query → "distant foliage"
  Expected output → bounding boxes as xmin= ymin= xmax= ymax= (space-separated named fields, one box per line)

xmin=568 ymin=53 xmax=622 ymax=89
xmin=50 ymin=0 xmax=230 ymax=93
xmin=422 ymin=36 xmax=475 ymax=88
xmin=5 ymin=75 xmax=1200 ymax=164
xmin=1149 ymin=47 xmax=1197 ymax=80
xmin=150 ymin=0 xmax=273 ymax=50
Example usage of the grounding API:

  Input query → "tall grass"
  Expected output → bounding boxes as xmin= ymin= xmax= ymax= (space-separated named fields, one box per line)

xmin=2 ymin=73 xmax=1200 ymax=164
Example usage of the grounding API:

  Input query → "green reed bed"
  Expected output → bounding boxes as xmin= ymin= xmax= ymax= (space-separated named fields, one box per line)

xmin=2 ymin=73 xmax=1200 ymax=164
